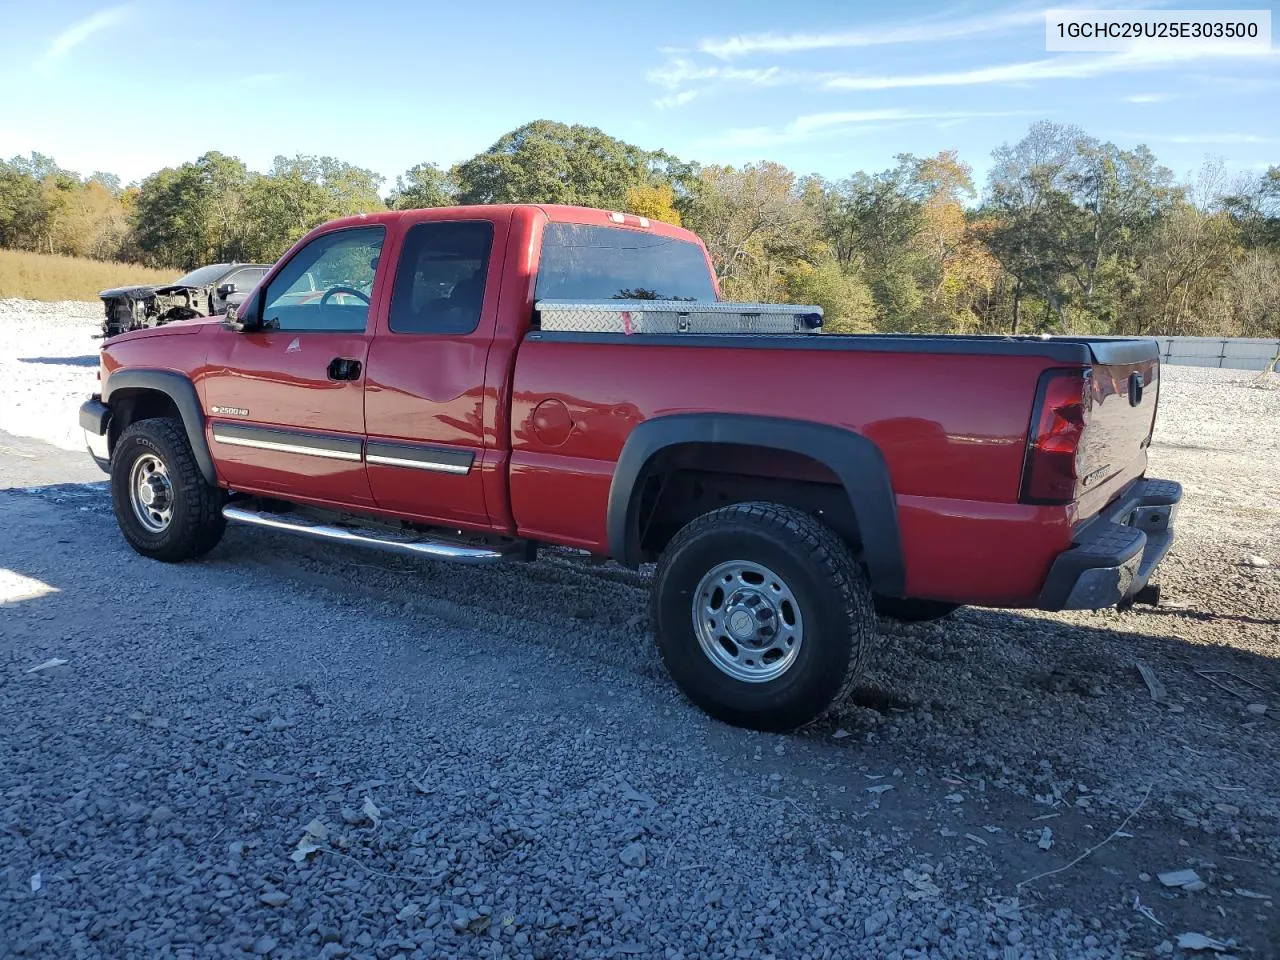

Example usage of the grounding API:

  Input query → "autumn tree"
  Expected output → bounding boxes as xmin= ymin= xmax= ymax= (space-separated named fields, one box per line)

xmin=903 ymin=151 xmax=1001 ymax=333
xmin=1124 ymin=201 xmax=1240 ymax=335
xmin=624 ymin=183 xmax=681 ymax=225
xmin=48 ymin=179 xmax=126 ymax=259
xmin=682 ymin=162 xmax=815 ymax=301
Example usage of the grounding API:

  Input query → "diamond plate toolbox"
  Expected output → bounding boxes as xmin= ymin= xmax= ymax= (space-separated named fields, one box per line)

xmin=535 ymin=300 xmax=823 ymax=335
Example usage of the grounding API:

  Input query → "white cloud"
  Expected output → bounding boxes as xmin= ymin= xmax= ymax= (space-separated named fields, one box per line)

xmin=1124 ymin=93 xmax=1170 ymax=103
xmin=695 ymin=0 xmax=1172 ymax=59
xmin=647 ymin=58 xmax=800 ymax=91
xmin=703 ymin=108 xmax=1034 ymax=150
xmin=792 ymin=108 xmax=1030 ymax=135
xmin=823 ymin=46 xmax=1278 ymax=91
xmin=699 ymin=5 xmax=1045 ymax=59
xmin=1147 ymin=133 xmax=1280 ymax=144
xmin=37 ymin=4 xmax=135 ymax=71
xmin=653 ymin=90 xmax=698 ymax=110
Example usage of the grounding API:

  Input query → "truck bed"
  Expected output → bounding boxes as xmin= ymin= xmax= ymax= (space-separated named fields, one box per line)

xmin=527 ymin=328 xmax=1160 ymax=364
xmin=509 ymin=329 xmax=1161 ymax=606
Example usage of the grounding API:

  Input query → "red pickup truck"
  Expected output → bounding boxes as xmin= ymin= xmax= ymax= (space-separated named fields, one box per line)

xmin=79 ymin=204 xmax=1180 ymax=731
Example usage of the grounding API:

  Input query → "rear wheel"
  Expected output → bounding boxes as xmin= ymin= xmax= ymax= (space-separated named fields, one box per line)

xmin=110 ymin=418 xmax=226 ymax=561
xmin=652 ymin=502 xmax=876 ymax=731
xmin=874 ymin=596 xmax=961 ymax=623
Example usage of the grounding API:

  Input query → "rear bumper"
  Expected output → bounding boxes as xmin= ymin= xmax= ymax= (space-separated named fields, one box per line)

xmin=1037 ymin=478 xmax=1181 ymax=611
xmin=79 ymin=396 xmax=111 ymax=474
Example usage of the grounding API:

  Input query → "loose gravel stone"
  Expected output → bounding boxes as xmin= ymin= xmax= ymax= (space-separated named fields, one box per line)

xmin=0 ymin=301 xmax=1276 ymax=957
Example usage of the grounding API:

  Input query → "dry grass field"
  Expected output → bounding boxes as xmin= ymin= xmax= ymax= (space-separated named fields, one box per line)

xmin=0 ymin=249 xmax=174 ymax=302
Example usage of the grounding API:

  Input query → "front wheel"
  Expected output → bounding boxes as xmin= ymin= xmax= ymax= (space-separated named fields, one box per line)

xmin=110 ymin=418 xmax=226 ymax=562
xmin=652 ymin=502 xmax=876 ymax=731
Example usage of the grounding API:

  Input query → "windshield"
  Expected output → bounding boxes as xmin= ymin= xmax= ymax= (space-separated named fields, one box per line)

xmin=534 ymin=224 xmax=716 ymax=302
xmin=172 ymin=264 xmax=232 ymax=287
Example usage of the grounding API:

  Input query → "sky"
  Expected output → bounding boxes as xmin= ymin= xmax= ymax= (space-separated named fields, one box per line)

xmin=0 ymin=0 xmax=1277 ymax=196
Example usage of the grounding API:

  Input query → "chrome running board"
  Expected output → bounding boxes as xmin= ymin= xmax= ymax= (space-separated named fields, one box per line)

xmin=222 ymin=505 xmax=512 ymax=565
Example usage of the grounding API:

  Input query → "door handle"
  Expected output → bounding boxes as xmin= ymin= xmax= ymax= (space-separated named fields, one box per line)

xmin=327 ymin=358 xmax=362 ymax=381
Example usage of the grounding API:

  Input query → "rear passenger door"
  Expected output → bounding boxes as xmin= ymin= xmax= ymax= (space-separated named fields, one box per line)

xmin=363 ymin=218 xmax=501 ymax=528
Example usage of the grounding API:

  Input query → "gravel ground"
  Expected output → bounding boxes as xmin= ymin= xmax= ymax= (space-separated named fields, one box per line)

xmin=1 ymin=299 xmax=1277 ymax=959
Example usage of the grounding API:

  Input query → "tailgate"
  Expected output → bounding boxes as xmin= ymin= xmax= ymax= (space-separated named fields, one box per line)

xmin=1080 ymin=343 xmax=1160 ymax=498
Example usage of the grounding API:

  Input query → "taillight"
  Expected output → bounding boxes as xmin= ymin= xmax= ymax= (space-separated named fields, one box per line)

xmin=1020 ymin=368 xmax=1092 ymax=504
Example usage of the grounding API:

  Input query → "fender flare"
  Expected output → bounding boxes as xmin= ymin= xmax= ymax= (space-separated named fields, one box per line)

xmin=102 ymin=369 xmax=217 ymax=487
xmin=606 ymin=413 xmax=905 ymax=596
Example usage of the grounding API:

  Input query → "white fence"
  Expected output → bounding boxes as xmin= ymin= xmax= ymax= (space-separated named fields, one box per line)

xmin=1153 ymin=336 xmax=1280 ymax=372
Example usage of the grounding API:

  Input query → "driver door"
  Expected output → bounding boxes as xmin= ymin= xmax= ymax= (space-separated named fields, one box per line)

xmin=202 ymin=225 xmax=387 ymax=507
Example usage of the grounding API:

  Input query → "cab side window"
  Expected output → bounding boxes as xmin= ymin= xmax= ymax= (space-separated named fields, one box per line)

xmin=389 ymin=221 xmax=494 ymax=335
xmin=261 ymin=227 xmax=385 ymax=332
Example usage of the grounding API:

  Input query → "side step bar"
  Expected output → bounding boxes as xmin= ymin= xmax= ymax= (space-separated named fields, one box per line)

xmin=222 ymin=505 xmax=512 ymax=565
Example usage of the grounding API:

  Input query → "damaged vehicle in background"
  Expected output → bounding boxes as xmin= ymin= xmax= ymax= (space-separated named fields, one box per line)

xmin=98 ymin=262 xmax=270 ymax=338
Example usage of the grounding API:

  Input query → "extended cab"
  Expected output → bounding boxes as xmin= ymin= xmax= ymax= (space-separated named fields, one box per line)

xmin=79 ymin=205 xmax=1181 ymax=731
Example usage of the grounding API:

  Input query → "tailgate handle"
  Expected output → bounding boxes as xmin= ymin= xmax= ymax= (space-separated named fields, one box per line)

xmin=1128 ymin=371 xmax=1145 ymax=406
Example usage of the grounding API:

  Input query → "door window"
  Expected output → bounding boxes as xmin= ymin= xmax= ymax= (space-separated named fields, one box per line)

xmin=261 ymin=227 xmax=385 ymax=332
xmin=389 ymin=221 xmax=494 ymax=334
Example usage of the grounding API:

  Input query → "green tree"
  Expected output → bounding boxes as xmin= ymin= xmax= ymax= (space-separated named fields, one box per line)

xmin=238 ymin=155 xmax=384 ymax=262
xmin=0 ymin=161 xmax=47 ymax=250
xmin=131 ymin=152 xmax=251 ymax=267
xmin=782 ymin=259 xmax=876 ymax=333
xmin=1222 ymin=165 xmax=1280 ymax=250
xmin=390 ymin=162 xmax=455 ymax=210
xmin=814 ymin=158 xmax=929 ymax=328
xmin=452 ymin=120 xmax=663 ymax=208
xmin=985 ymin=122 xmax=1177 ymax=331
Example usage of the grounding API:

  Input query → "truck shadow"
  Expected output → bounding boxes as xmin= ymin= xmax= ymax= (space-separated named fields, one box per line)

xmin=18 ymin=355 xmax=99 ymax=367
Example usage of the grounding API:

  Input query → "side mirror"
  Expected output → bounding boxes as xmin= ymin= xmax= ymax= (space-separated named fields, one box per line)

xmin=216 ymin=282 xmax=237 ymax=299
xmin=223 ymin=291 xmax=262 ymax=332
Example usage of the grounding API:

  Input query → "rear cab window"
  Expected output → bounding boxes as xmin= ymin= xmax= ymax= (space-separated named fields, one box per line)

xmin=534 ymin=223 xmax=716 ymax=302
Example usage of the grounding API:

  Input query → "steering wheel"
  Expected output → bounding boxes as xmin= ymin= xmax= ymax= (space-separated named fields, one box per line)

xmin=319 ymin=285 xmax=371 ymax=306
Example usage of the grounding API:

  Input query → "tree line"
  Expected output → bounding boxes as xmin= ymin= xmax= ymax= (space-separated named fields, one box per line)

xmin=1 ymin=119 xmax=1277 ymax=339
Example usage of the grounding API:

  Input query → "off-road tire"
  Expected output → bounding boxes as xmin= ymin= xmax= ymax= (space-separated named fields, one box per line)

xmin=874 ymin=596 xmax=961 ymax=623
xmin=652 ymin=501 xmax=876 ymax=732
xmin=110 ymin=417 xmax=226 ymax=562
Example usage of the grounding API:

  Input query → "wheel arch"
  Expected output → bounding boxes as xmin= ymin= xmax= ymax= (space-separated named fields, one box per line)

xmin=102 ymin=369 xmax=217 ymax=487
xmin=606 ymin=413 xmax=905 ymax=597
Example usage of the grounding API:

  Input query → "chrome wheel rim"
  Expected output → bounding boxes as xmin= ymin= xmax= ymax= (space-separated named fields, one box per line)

xmin=693 ymin=560 xmax=803 ymax=683
xmin=128 ymin=454 xmax=174 ymax=533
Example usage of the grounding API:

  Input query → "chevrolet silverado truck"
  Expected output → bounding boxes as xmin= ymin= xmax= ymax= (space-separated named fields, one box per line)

xmin=78 ymin=204 xmax=1181 ymax=731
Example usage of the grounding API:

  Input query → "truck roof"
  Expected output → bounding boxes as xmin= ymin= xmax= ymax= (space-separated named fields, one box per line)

xmin=314 ymin=203 xmax=702 ymax=246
